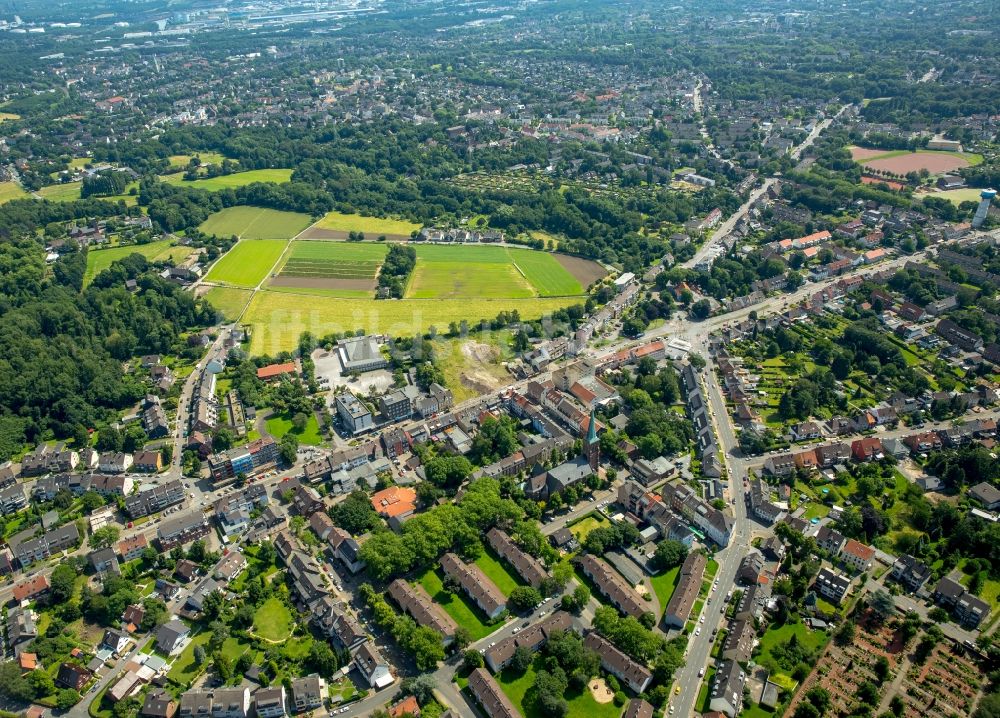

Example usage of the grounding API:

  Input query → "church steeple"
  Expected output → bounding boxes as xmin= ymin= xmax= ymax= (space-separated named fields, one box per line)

xmin=586 ymin=406 xmax=599 ymax=471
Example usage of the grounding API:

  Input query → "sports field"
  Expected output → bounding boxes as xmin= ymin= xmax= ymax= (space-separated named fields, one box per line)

xmin=931 ymin=187 xmax=988 ymax=205
xmin=85 ymin=239 xmax=193 ymax=285
xmin=270 ymin=241 xmax=385 ymax=296
xmin=0 ymin=181 xmax=28 ymax=205
xmin=161 ymin=168 xmax=293 ymax=191
xmin=203 ymin=287 xmax=253 ymax=321
xmin=849 ymin=146 xmax=982 ymax=174
xmin=243 ymin=291 xmax=582 ymax=354
xmin=199 ymin=206 xmax=312 ymax=240
xmin=204 ymin=240 xmax=287 ymax=287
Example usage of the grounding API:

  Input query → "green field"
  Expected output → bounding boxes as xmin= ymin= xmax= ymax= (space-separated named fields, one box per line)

xmin=496 ymin=657 xmax=623 ymax=718
xmin=313 ymin=211 xmax=420 ymax=236
xmin=508 ymin=248 xmax=584 ymax=296
xmin=568 ymin=514 xmax=610 ymax=542
xmin=244 ymin=290 xmax=580 ymax=354
xmin=204 ymin=240 xmax=287 ymax=287
xmin=418 ymin=567 xmax=494 ymax=641
xmin=932 ymin=188 xmax=990 ymax=205
xmin=85 ymin=239 xmax=193 ymax=285
xmin=199 ymin=206 xmax=312 ymax=240
xmin=407 ymin=260 xmax=533 ymax=299
xmin=475 ymin=550 xmax=525 ymax=596
xmin=162 ymin=168 xmax=293 ymax=191
xmin=253 ymin=597 xmax=294 ymax=642
xmin=37 ymin=181 xmax=83 ymax=201
xmin=203 ymin=287 xmax=253 ymax=321
xmin=167 ymin=152 xmax=227 ymax=169
xmin=0 ymin=181 xmax=28 ymax=204
xmin=265 ymin=413 xmax=324 ymax=446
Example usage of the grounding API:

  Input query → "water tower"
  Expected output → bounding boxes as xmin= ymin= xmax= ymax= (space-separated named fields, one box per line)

xmin=972 ymin=188 xmax=997 ymax=229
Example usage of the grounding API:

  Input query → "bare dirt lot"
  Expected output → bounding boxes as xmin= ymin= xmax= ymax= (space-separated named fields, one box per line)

xmin=554 ymin=253 xmax=608 ymax=288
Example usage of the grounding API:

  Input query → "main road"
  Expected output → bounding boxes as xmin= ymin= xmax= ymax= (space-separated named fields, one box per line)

xmin=684 ymin=104 xmax=850 ymax=271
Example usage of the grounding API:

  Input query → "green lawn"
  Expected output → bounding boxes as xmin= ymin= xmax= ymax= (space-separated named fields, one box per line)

xmin=200 ymin=206 xmax=313 ymax=240
xmin=161 ymin=168 xmax=293 ymax=190
xmin=756 ymin=621 xmax=828 ymax=673
xmin=203 ymin=287 xmax=253 ymax=322
xmin=568 ymin=514 xmax=610 ymax=543
xmin=742 ymin=703 xmax=777 ymax=718
xmin=167 ymin=630 xmax=210 ymax=685
xmin=496 ymin=657 xmax=624 ymax=718
xmin=418 ymin=567 xmax=494 ymax=642
xmin=313 ymin=210 xmax=420 ymax=236
xmin=85 ymin=239 xmax=193 ymax=285
xmin=475 ymin=550 xmax=525 ymax=596
xmin=265 ymin=413 xmax=324 ymax=446
xmin=0 ymin=180 xmax=28 ymax=204
xmin=220 ymin=636 xmax=250 ymax=662
xmin=37 ymin=181 xmax=83 ymax=201
xmin=507 ymin=248 xmax=584 ymax=296
xmin=253 ymin=597 xmax=294 ymax=642
xmin=695 ymin=666 xmax=717 ymax=712
xmin=204 ymin=239 xmax=287 ymax=287
xmin=650 ymin=565 xmax=680 ymax=619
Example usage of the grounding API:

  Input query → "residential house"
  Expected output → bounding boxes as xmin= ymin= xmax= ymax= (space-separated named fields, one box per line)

xmin=353 ymin=642 xmax=392 ymax=689
xmin=155 ymin=620 xmax=190 ymax=655
xmin=708 ymin=660 xmax=746 ymax=718
xmin=814 ymin=567 xmax=852 ymax=605
xmin=576 ymin=554 xmax=647 ymax=620
xmin=467 ymin=668 xmax=519 ymax=718
xmin=582 ymin=633 xmax=653 ymax=693
xmin=254 ymin=688 xmax=286 ymax=718
xmin=290 ymin=675 xmax=325 ymax=713
xmin=440 ymin=553 xmax=506 ymax=619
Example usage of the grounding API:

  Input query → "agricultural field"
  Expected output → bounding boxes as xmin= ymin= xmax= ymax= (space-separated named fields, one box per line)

xmin=204 ymin=239 xmax=287 ymax=288
xmin=202 ymin=287 xmax=253 ymax=322
xmin=0 ymin=181 xmax=28 ymax=204
xmin=509 ymin=247 xmax=586 ymax=295
xmin=0 ymin=111 xmax=20 ymax=121
xmin=407 ymin=255 xmax=534 ymax=299
xmin=85 ymin=239 xmax=193 ymax=285
xmin=199 ymin=206 xmax=312 ymax=240
xmin=300 ymin=210 xmax=421 ymax=239
xmin=160 ymin=168 xmax=293 ymax=190
xmin=269 ymin=241 xmax=386 ymax=296
xmin=242 ymin=290 xmax=580 ymax=354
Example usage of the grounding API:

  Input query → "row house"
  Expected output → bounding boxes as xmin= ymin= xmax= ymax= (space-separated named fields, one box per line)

xmin=576 ymin=554 xmax=647 ymax=620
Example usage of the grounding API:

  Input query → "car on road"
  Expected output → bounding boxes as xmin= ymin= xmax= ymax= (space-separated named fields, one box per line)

xmin=695 ymin=628 xmax=701 ymax=636
xmin=674 ymin=686 xmax=681 ymax=695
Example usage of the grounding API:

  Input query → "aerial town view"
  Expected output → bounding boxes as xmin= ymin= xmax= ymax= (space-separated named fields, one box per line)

xmin=0 ymin=1 xmax=998 ymax=718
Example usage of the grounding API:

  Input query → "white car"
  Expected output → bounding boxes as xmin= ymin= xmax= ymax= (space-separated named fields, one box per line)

xmin=512 ymin=628 xmax=520 ymax=634
xmin=695 ymin=628 xmax=701 ymax=636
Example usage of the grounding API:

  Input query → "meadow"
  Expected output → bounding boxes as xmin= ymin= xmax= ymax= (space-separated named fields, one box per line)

xmin=160 ymin=168 xmax=293 ymax=190
xmin=202 ymin=287 xmax=253 ymax=321
xmin=85 ymin=239 xmax=193 ymax=285
xmin=203 ymin=240 xmax=287 ymax=287
xmin=932 ymin=187 xmax=988 ymax=205
xmin=0 ymin=181 xmax=28 ymax=205
xmin=199 ymin=206 xmax=312 ymax=240
xmin=35 ymin=180 xmax=139 ymax=206
xmin=309 ymin=210 xmax=420 ymax=237
xmin=243 ymin=290 xmax=581 ymax=354
xmin=167 ymin=152 xmax=227 ymax=169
